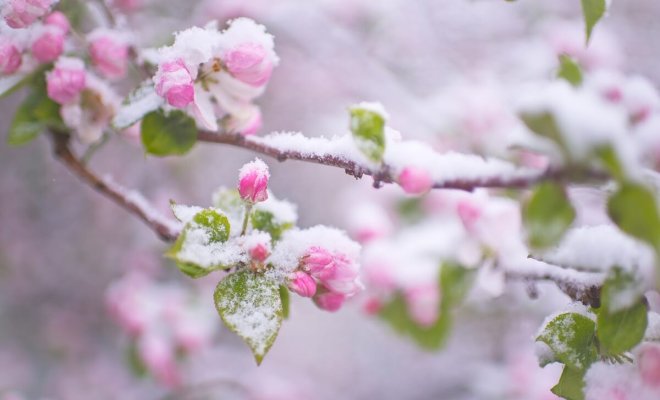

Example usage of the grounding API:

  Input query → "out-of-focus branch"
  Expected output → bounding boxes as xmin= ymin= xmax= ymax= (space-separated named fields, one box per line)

xmin=50 ymin=131 xmax=180 ymax=242
xmin=196 ymin=131 xmax=608 ymax=191
xmin=506 ymin=257 xmax=604 ymax=307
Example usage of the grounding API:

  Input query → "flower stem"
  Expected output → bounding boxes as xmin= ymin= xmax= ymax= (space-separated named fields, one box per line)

xmin=241 ymin=204 xmax=253 ymax=236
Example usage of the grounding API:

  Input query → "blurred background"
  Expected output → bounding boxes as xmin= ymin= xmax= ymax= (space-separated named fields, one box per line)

xmin=1 ymin=0 xmax=659 ymax=398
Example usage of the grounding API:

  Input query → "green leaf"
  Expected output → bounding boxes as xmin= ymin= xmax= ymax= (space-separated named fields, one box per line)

xmin=379 ymin=262 xmax=473 ymax=350
xmin=536 ymin=312 xmax=598 ymax=371
xmin=7 ymin=82 xmax=63 ymax=146
xmin=523 ymin=183 xmax=576 ymax=249
xmin=126 ymin=340 xmax=148 ymax=378
xmin=607 ymin=182 xmax=660 ymax=250
xmin=595 ymin=145 xmax=625 ymax=182
xmin=214 ymin=270 xmax=283 ymax=364
xmin=193 ymin=209 xmax=230 ymax=244
xmin=141 ymin=110 xmax=197 ymax=156
xmin=165 ymin=208 xmax=232 ymax=278
xmin=520 ymin=111 xmax=569 ymax=159
xmin=557 ymin=55 xmax=583 ymax=87
xmin=250 ymin=209 xmax=293 ymax=241
xmin=551 ymin=366 xmax=586 ymax=400
xmin=581 ymin=0 xmax=607 ymax=43
xmin=349 ymin=105 xmax=386 ymax=163
xmin=597 ymin=269 xmax=648 ymax=355
xmin=279 ymin=285 xmax=290 ymax=319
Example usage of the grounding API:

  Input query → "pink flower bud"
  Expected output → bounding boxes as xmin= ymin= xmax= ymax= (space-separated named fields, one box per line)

xmin=2 ymin=0 xmax=55 ymax=29
xmin=31 ymin=28 xmax=64 ymax=63
xmin=398 ymin=166 xmax=432 ymax=195
xmin=111 ymin=0 xmax=142 ymax=13
xmin=457 ymin=199 xmax=481 ymax=234
xmin=154 ymin=59 xmax=195 ymax=108
xmin=44 ymin=11 xmax=69 ymax=34
xmin=405 ymin=284 xmax=440 ymax=327
xmin=238 ymin=158 xmax=269 ymax=203
xmin=639 ymin=344 xmax=660 ymax=388
xmin=301 ymin=246 xmax=361 ymax=295
xmin=46 ymin=57 xmax=86 ymax=105
xmin=363 ymin=297 xmax=383 ymax=315
xmin=89 ymin=34 xmax=129 ymax=79
xmin=249 ymin=242 xmax=270 ymax=262
xmin=301 ymin=246 xmax=334 ymax=276
xmin=0 ymin=38 xmax=22 ymax=74
xmin=313 ymin=289 xmax=346 ymax=312
xmin=223 ymin=42 xmax=273 ymax=87
xmin=287 ymin=271 xmax=317 ymax=298
xmin=138 ymin=334 xmax=181 ymax=388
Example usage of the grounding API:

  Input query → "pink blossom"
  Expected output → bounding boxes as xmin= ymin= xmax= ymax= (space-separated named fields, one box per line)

xmin=44 ymin=11 xmax=70 ymax=34
xmin=249 ymin=242 xmax=270 ymax=262
xmin=138 ymin=334 xmax=181 ymax=388
xmin=404 ymin=284 xmax=440 ymax=326
xmin=0 ymin=38 xmax=22 ymax=74
xmin=313 ymin=289 xmax=346 ymax=312
xmin=639 ymin=344 xmax=660 ymax=388
xmin=31 ymin=28 xmax=64 ymax=63
xmin=46 ymin=58 xmax=86 ymax=105
xmin=154 ymin=59 xmax=195 ymax=108
xmin=398 ymin=166 xmax=432 ymax=195
xmin=363 ymin=297 xmax=383 ymax=315
xmin=238 ymin=158 xmax=269 ymax=203
xmin=2 ymin=0 xmax=55 ymax=29
xmin=457 ymin=199 xmax=482 ymax=234
xmin=301 ymin=246 xmax=361 ymax=295
xmin=89 ymin=34 xmax=129 ymax=79
xmin=287 ymin=271 xmax=317 ymax=298
xmin=223 ymin=42 xmax=274 ymax=87
xmin=111 ymin=0 xmax=143 ymax=13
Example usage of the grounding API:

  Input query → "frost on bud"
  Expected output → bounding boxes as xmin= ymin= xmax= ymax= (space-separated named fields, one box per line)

xmin=154 ymin=59 xmax=195 ymax=108
xmin=238 ymin=158 xmax=269 ymax=203
xmin=398 ymin=166 xmax=432 ymax=195
xmin=223 ymin=42 xmax=273 ymax=87
xmin=0 ymin=37 xmax=22 ymax=74
xmin=89 ymin=31 xmax=129 ymax=79
xmin=313 ymin=288 xmax=346 ymax=312
xmin=44 ymin=11 xmax=70 ymax=34
xmin=638 ymin=343 xmax=660 ymax=388
xmin=2 ymin=0 xmax=55 ymax=29
xmin=46 ymin=57 xmax=86 ymax=105
xmin=287 ymin=271 xmax=317 ymax=298
xmin=31 ymin=27 xmax=64 ymax=63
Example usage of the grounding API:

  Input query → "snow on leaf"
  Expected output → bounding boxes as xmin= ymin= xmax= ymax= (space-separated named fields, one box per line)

xmin=214 ymin=269 xmax=283 ymax=364
xmin=536 ymin=312 xmax=598 ymax=372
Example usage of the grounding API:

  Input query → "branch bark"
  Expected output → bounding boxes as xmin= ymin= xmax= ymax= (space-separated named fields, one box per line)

xmin=50 ymin=131 xmax=180 ymax=242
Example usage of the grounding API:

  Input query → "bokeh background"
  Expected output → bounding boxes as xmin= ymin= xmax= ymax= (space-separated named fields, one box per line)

xmin=1 ymin=0 xmax=659 ymax=398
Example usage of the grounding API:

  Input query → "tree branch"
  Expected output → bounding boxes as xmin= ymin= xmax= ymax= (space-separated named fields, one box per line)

xmin=196 ymin=131 xmax=608 ymax=191
xmin=50 ymin=131 xmax=181 ymax=242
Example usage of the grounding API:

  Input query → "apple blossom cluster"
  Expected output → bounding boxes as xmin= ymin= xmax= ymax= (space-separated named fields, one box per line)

xmin=167 ymin=158 xmax=361 ymax=362
xmin=147 ymin=17 xmax=278 ymax=135
xmin=106 ymin=270 xmax=218 ymax=387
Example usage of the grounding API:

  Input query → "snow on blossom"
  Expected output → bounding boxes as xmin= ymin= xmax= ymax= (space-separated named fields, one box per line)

xmin=1 ymin=0 xmax=56 ymax=29
xmin=151 ymin=18 xmax=277 ymax=133
xmin=238 ymin=158 xmax=269 ymax=203
xmin=46 ymin=56 xmax=86 ymax=104
xmin=585 ymin=360 xmax=660 ymax=400
xmin=60 ymin=73 xmax=121 ymax=144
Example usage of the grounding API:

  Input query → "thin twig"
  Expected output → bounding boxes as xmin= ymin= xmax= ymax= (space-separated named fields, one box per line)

xmin=50 ymin=131 xmax=180 ymax=242
xmin=196 ymin=131 xmax=609 ymax=191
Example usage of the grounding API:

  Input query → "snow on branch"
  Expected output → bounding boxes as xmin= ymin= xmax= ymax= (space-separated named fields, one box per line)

xmin=197 ymin=131 xmax=607 ymax=191
xmin=50 ymin=131 xmax=181 ymax=242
